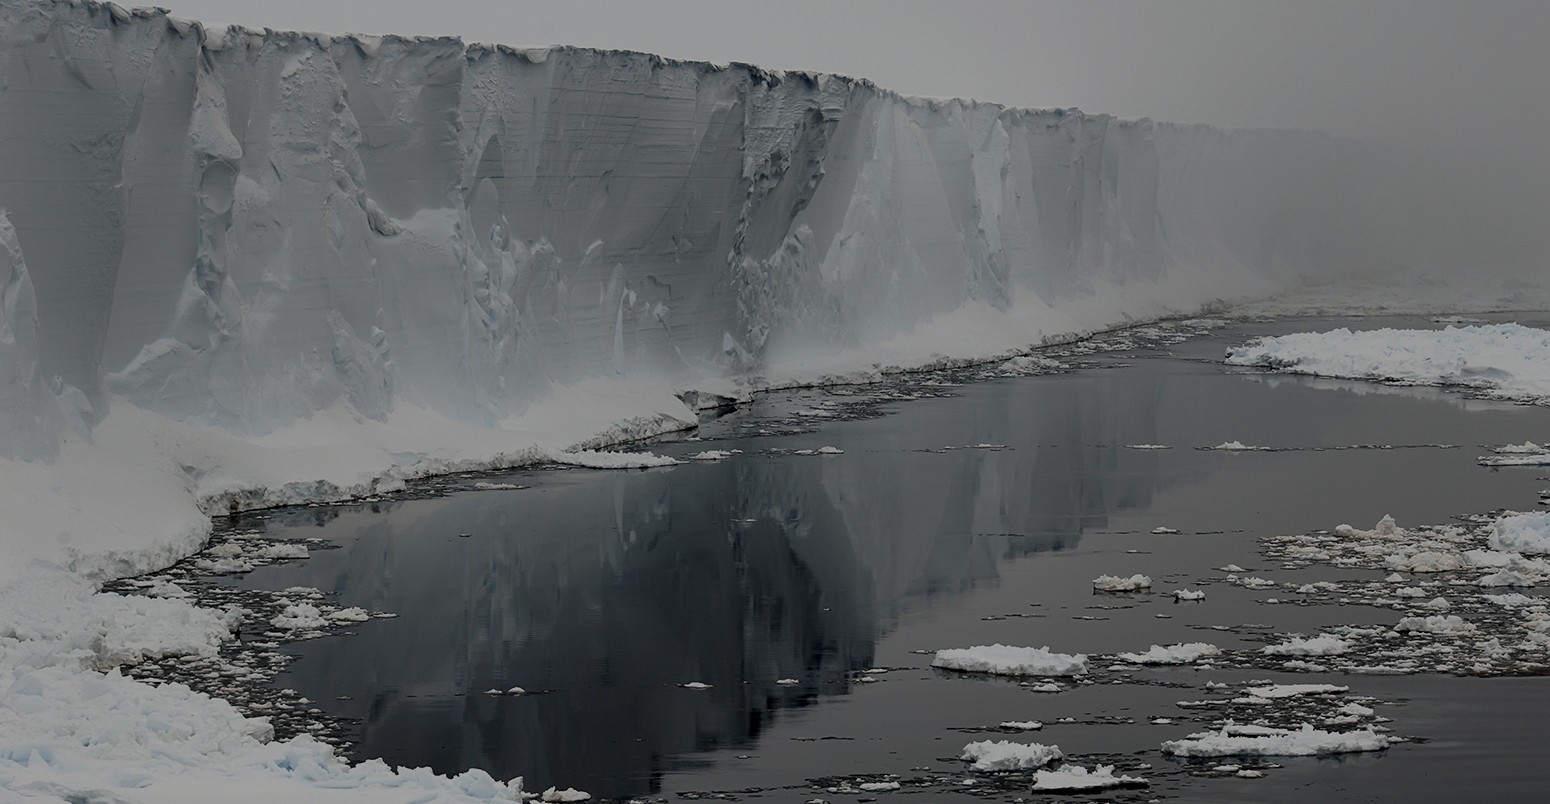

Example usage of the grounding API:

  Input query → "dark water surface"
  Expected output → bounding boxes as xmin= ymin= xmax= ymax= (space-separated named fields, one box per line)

xmin=235 ymin=316 xmax=1550 ymax=802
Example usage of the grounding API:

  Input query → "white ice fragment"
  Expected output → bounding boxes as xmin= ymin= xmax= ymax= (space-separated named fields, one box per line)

xmin=1243 ymin=683 xmax=1349 ymax=699
xmin=1387 ymin=551 xmax=1466 ymax=572
xmin=1335 ymin=515 xmax=1403 ymax=539
xmin=1031 ymin=764 xmax=1147 ymax=792
xmin=1225 ymin=325 xmax=1550 ymax=405
xmin=775 ymin=678 xmax=800 ymax=686
xmin=685 ymin=450 xmax=742 ymax=461
xmin=1162 ymin=723 xmax=1389 ymax=757
xmin=541 ymin=787 xmax=592 ymax=802
xmin=815 ymin=446 xmax=845 ymax=455
xmin=1263 ymin=635 xmax=1351 ymax=656
xmin=1152 ymin=526 xmax=1180 ymax=534
xmin=1210 ymin=441 xmax=1268 ymax=451
xmin=1173 ymin=588 xmax=1206 ymax=601
xmin=857 ymin=781 xmax=899 ymax=792
xmin=1219 ymin=564 xmax=1247 ymax=573
xmin=960 ymin=740 xmax=1063 ymax=771
xmin=999 ymin=720 xmax=1043 ymax=730
xmin=1488 ymin=512 xmax=1550 ymax=555
xmin=1093 ymin=574 xmax=1152 ymax=592
xmin=144 ymin=580 xmax=191 ymax=598
xmin=1118 ymin=643 xmax=1221 ymax=665
xmin=932 ymin=644 xmax=1088 ymax=676
xmin=681 ymin=681 xmax=712 ymax=689
xmin=1125 ymin=444 xmax=1170 ymax=450
xmin=554 ymin=450 xmax=680 ymax=469
xmin=327 ymin=607 xmax=370 ymax=622
xmin=1478 ymin=570 xmax=1544 ymax=588
xmin=271 ymin=601 xmax=328 ymax=630
xmin=258 ymin=543 xmax=310 ymax=560
xmin=1394 ymin=615 xmax=1476 ymax=634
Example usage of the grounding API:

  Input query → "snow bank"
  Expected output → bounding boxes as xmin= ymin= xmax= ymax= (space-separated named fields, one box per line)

xmin=960 ymin=740 xmax=1063 ymax=771
xmin=1162 ymin=724 xmax=1390 ymax=757
xmin=1226 ymin=325 xmax=1550 ymax=404
xmin=0 ymin=573 xmax=526 ymax=801
xmin=932 ymin=644 xmax=1088 ymax=676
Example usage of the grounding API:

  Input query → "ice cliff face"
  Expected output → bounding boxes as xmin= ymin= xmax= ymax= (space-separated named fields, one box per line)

xmin=0 ymin=0 xmax=1369 ymax=450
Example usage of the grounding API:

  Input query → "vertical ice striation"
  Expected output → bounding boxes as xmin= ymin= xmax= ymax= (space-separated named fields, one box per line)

xmin=0 ymin=0 xmax=1382 ymax=465
xmin=0 ymin=210 xmax=66 ymax=460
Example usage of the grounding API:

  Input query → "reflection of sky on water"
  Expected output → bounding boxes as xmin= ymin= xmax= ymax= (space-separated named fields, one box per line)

xmin=237 ymin=363 xmax=1175 ymax=795
xmin=234 ymin=332 xmax=1550 ymax=797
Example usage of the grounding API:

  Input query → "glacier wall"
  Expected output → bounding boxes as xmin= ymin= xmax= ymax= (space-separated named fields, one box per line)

xmin=0 ymin=0 xmax=1380 ymax=458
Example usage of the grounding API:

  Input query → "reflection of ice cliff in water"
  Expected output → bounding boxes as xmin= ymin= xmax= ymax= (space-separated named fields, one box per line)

xmin=247 ymin=366 xmax=1172 ymax=795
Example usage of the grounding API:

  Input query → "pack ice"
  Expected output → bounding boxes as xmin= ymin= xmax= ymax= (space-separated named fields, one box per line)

xmin=0 ymin=0 xmax=1476 ymax=800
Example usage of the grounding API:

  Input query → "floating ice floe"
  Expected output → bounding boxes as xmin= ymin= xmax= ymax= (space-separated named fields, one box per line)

xmin=1478 ymin=441 xmax=1550 ymax=465
xmin=1152 ymin=526 xmax=1181 ymax=534
xmin=1174 ymin=588 xmax=1207 ymax=601
xmin=541 ymin=787 xmax=592 ymax=802
xmin=997 ymin=355 xmax=1063 ymax=374
xmin=271 ymin=601 xmax=329 ymax=630
xmin=1241 ymin=683 xmax=1349 ymax=699
xmin=553 ymin=449 xmax=680 ymax=468
xmin=960 ymin=740 xmax=1063 ymax=771
xmin=1394 ymin=615 xmax=1476 ymax=634
xmin=472 ymin=481 xmax=525 ymax=490
xmin=327 ymin=607 xmax=371 ymax=623
xmin=932 ymin=644 xmax=1088 ymax=676
xmin=1162 ymin=723 xmax=1391 ymax=757
xmin=1336 ymin=514 xmax=1404 ymax=539
xmin=1031 ymin=764 xmax=1148 ymax=792
xmin=1208 ymin=441 xmax=1271 ymax=451
xmin=775 ymin=678 xmax=800 ymax=686
xmin=1000 ymin=720 xmax=1043 ymax=730
xmin=1488 ymin=512 xmax=1550 ymax=555
xmin=1125 ymin=444 xmax=1171 ymax=450
xmin=857 ymin=781 xmax=900 ymax=791
xmin=684 ymin=449 xmax=742 ymax=461
xmin=1093 ymin=574 xmax=1152 ymax=592
xmin=1263 ymin=635 xmax=1352 ymax=656
xmin=1227 ymin=324 xmax=1550 ymax=404
xmin=1118 ymin=643 xmax=1221 ymax=665
xmin=680 ymin=681 xmax=712 ymax=689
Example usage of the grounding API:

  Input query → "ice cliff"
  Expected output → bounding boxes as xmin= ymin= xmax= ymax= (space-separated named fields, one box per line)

xmin=0 ymin=0 xmax=1387 ymax=574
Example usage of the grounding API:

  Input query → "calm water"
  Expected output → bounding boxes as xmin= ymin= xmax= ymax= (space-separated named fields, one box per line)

xmin=235 ymin=315 xmax=1550 ymax=801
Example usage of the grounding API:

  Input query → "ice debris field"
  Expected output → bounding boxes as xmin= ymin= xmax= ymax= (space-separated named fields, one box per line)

xmin=0 ymin=0 xmax=1549 ymax=801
